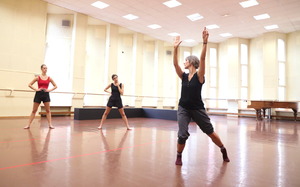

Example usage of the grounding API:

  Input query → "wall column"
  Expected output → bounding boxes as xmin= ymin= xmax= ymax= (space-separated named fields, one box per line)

xmin=262 ymin=33 xmax=278 ymax=100
xmin=133 ymin=33 xmax=144 ymax=107
xmin=155 ymin=40 xmax=165 ymax=109
xmin=71 ymin=13 xmax=88 ymax=109
xmin=104 ymin=24 xmax=119 ymax=83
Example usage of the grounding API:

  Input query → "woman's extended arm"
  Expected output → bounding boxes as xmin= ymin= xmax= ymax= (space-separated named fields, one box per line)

xmin=28 ymin=77 xmax=39 ymax=91
xmin=47 ymin=78 xmax=57 ymax=92
xmin=118 ymin=83 xmax=124 ymax=95
xmin=197 ymin=28 xmax=209 ymax=84
xmin=173 ymin=36 xmax=184 ymax=79
xmin=104 ymin=84 xmax=111 ymax=94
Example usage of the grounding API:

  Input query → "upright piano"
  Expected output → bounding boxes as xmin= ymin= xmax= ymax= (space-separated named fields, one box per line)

xmin=247 ymin=100 xmax=299 ymax=120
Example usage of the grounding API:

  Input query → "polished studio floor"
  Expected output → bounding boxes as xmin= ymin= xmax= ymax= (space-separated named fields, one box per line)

xmin=0 ymin=115 xmax=299 ymax=187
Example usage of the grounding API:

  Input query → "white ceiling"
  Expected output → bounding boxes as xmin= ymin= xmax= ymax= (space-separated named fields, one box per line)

xmin=44 ymin=0 xmax=300 ymax=47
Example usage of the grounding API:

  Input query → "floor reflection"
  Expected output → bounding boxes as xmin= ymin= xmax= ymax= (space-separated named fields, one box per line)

xmin=27 ymin=129 xmax=52 ymax=162
xmin=26 ymin=129 xmax=52 ymax=185
xmin=0 ymin=116 xmax=300 ymax=186
xmin=205 ymin=163 xmax=228 ymax=187
xmin=98 ymin=130 xmax=129 ymax=184
xmin=251 ymin=120 xmax=298 ymax=144
xmin=174 ymin=167 xmax=186 ymax=187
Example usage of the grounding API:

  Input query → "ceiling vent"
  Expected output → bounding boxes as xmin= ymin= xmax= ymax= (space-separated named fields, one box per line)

xmin=166 ymin=50 xmax=172 ymax=55
xmin=62 ymin=20 xmax=71 ymax=27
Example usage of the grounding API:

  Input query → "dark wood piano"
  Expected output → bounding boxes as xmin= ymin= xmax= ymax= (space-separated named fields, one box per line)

xmin=247 ymin=100 xmax=299 ymax=120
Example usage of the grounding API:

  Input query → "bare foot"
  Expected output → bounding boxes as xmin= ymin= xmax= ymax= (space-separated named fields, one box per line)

xmin=49 ymin=126 xmax=55 ymax=129
xmin=23 ymin=126 xmax=30 ymax=129
xmin=97 ymin=126 xmax=102 ymax=129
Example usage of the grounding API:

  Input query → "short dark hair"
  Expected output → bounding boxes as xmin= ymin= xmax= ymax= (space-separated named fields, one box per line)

xmin=112 ymin=74 xmax=118 ymax=80
xmin=185 ymin=56 xmax=200 ymax=69
xmin=41 ymin=64 xmax=47 ymax=69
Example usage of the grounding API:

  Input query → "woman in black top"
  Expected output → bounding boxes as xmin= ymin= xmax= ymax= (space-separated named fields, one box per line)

xmin=173 ymin=28 xmax=229 ymax=165
xmin=98 ymin=74 xmax=131 ymax=130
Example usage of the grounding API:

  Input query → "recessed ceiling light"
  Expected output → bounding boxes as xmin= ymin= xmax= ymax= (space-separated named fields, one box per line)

xmin=239 ymin=0 xmax=259 ymax=8
xmin=168 ymin=32 xmax=180 ymax=36
xmin=206 ymin=24 xmax=220 ymax=29
xmin=148 ymin=24 xmax=162 ymax=29
xmin=91 ymin=1 xmax=109 ymax=9
xmin=163 ymin=0 xmax=182 ymax=8
xmin=187 ymin=13 xmax=203 ymax=21
xmin=220 ymin=33 xmax=232 ymax=37
xmin=254 ymin=13 xmax=270 ymax=20
xmin=184 ymin=39 xmax=196 ymax=43
xmin=123 ymin=14 xmax=139 ymax=20
xmin=264 ymin=24 xmax=279 ymax=30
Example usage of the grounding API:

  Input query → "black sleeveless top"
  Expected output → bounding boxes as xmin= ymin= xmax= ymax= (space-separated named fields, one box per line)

xmin=179 ymin=73 xmax=205 ymax=110
xmin=110 ymin=83 xmax=122 ymax=99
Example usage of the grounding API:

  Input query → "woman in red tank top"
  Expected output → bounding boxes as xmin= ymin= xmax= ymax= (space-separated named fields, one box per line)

xmin=24 ymin=64 xmax=57 ymax=129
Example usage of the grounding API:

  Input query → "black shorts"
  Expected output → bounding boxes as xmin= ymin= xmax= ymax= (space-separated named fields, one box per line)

xmin=34 ymin=91 xmax=50 ymax=103
xmin=107 ymin=97 xmax=123 ymax=109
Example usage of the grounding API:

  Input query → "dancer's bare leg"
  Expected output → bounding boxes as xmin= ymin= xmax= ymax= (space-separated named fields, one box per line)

xmin=177 ymin=143 xmax=185 ymax=153
xmin=98 ymin=107 xmax=112 ymax=129
xmin=208 ymin=132 xmax=230 ymax=162
xmin=208 ymin=132 xmax=223 ymax=146
xmin=175 ymin=143 xmax=185 ymax=165
xmin=118 ymin=108 xmax=131 ymax=130
xmin=24 ymin=102 xmax=40 ymax=129
xmin=44 ymin=102 xmax=54 ymax=129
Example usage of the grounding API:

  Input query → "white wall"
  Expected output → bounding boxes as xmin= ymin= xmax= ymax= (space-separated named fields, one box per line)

xmin=84 ymin=25 xmax=107 ymax=106
xmin=0 ymin=0 xmax=47 ymax=116
xmin=1 ymin=0 xmax=300 ymax=117
xmin=286 ymin=31 xmax=300 ymax=100
xmin=249 ymin=37 xmax=264 ymax=100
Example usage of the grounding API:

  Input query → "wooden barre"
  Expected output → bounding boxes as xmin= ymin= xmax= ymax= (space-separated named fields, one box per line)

xmin=39 ymin=112 xmax=74 ymax=115
xmin=207 ymin=112 xmax=256 ymax=116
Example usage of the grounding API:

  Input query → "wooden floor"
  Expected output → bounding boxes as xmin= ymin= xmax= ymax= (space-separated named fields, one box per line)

xmin=0 ymin=115 xmax=299 ymax=187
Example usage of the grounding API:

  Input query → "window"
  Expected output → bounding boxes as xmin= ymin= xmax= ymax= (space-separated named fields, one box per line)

xmin=44 ymin=14 xmax=74 ymax=106
xmin=183 ymin=51 xmax=190 ymax=73
xmin=241 ymin=66 xmax=248 ymax=87
xmin=278 ymin=87 xmax=285 ymax=101
xmin=278 ymin=62 xmax=285 ymax=86
xmin=277 ymin=39 xmax=286 ymax=61
xmin=210 ymin=68 xmax=217 ymax=87
xmin=240 ymin=44 xmax=248 ymax=108
xmin=209 ymin=48 xmax=217 ymax=107
xmin=277 ymin=39 xmax=286 ymax=100
xmin=210 ymin=48 xmax=217 ymax=87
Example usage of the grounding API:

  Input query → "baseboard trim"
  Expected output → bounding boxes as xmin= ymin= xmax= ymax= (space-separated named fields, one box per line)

xmin=0 ymin=116 xmax=40 ymax=119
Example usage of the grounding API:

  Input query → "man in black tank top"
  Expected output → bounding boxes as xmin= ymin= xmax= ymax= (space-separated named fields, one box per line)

xmin=173 ymin=28 xmax=230 ymax=165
